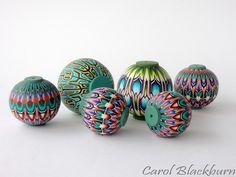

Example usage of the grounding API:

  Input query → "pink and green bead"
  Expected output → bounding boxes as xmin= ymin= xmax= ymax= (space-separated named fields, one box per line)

xmin=145 ymin=91 xmax=192 ymax=137
xmin=174 ymin=64 xmax=219 ymax=109
xmin=80 ymin=87 xmax=129 ymax=135
xmin=9 ymin=76 xmax=61 ymax=125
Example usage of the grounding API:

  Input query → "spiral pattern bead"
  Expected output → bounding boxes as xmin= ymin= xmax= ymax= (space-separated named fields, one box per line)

xmin=145 ymin=91 xmax=192 ymax=137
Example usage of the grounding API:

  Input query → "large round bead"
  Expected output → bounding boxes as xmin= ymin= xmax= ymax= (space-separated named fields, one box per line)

xmin=58 ymin=58 xmax=114 ymax=113
xmin=117 ymin=61 xmax=172 ymax=120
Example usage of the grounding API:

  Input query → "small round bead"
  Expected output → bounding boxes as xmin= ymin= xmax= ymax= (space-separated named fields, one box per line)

xmin=80 ymin=87 xmax=129 ymax=135
xmin=145 ymin=91 xmax=192 ymax=137
xmin=174 ymin=64 xmax=219 ymax=109
xmin=9 ymin=76 xmax=61 ymax=125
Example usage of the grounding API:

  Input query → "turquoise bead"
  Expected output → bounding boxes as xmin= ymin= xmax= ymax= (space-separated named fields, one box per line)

xmin=58 ymin=58 xmax=114 ymax=114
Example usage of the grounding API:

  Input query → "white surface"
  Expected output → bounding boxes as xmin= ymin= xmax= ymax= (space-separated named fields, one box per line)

xmin=0 ymin=0 xmax=236 ymax=177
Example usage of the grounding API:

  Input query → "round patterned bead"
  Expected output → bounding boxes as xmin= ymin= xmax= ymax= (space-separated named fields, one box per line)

xmin=58 ymin=58 xmax=114 ymax=114
xmin=145 ymin=91 xmax=192 ymax=137
xmin=117 ymin=61 xmax=173 ymax=120
xmin=9 ymin=76 xmax=61 ymax=125
xmin=174 ymin=64 xmax=219 ymax=109
xmin=80 ymin=87 xmax=129 ymax=135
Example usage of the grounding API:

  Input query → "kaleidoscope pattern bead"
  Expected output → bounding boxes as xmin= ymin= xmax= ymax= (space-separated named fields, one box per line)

xmin=58 ymin=58 xmax=114 ymax=114
xmin=145 ymin=91 xmax=192 ymax=137
xmin=9 ymin=76 xmax=61 ymax=125
xmin=117 ymin=61 xmax=173 ymax=120
xmin=174 ymin=64 xmax=219 ymax=109
xmin=80 ymin=87 xmax=129 ymax=135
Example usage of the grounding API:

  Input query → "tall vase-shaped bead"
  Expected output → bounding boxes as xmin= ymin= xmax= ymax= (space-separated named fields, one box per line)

xmin=117 ymin=61 xmax=173 ymax=120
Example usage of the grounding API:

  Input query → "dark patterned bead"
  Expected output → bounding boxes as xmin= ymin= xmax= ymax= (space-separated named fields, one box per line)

xmin=174 ymin=64 xmax=219 ymax=109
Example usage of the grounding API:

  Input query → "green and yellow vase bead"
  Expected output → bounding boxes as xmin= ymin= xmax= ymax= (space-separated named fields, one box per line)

xmin=58 ymin=58 xmax=114 ymax=114
xmin=9 ymin=76 xmax=61 ymax=125
xmin=174 ymin=64 xmax=219 ymax=109
xmin=117 ymin=61 xmax=173 ymax=120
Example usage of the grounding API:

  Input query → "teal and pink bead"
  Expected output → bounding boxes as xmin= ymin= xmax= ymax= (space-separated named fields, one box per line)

xmin=80 ymin=87 xmax=129 ymax=135
xmin=145 ymin=91 xmax=192 ymax=137
xmin=174 ymin=64 xmax=219 ymax=109
xmin=9 ymin=76 xmax=61 ymax=125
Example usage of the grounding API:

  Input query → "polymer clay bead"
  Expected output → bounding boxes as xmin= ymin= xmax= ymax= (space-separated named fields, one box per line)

xmin=58 ymin=58 xmax=114 ymax=114
xmin=80 ymin=87 xmax=129 ymax=135
xmin=174 ymin=64 xmax=219 ymax=109
xmin=145 ymin=91 xmax=192 ymax=137
xmin=117 ymin=61 xmax=173 ymax=120
xmin=9 ymin=76 xmax=61 ymax=125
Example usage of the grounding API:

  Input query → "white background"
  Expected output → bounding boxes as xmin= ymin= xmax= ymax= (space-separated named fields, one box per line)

xmin=0 ymin=0 xmax=236 ymax=177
